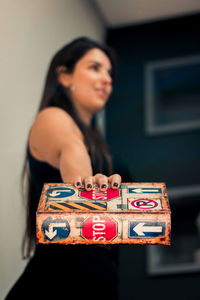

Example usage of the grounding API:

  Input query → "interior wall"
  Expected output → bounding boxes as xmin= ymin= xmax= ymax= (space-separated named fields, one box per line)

xmin=0 ymin=1 xmax=105 ymax=298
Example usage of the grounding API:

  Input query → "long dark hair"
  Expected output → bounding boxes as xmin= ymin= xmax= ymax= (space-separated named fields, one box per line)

xmin=21 ymin=37 xmax=117 ymax=259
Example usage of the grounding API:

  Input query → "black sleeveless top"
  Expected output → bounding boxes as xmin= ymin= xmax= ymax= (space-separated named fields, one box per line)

xmin=27 ymin=146 xmax=62 ymax=199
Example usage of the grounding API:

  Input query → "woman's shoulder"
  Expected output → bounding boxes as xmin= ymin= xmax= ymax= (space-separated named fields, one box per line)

xmin=33 ymin=107 xmax=83 ymax=139
xmin=28 ymin=107 xmax=84 ymax=163
xmin=36 ymin=107 xmax=73 ymax=124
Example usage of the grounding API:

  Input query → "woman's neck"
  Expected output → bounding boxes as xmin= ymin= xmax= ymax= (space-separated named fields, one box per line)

xmin=74 ymin=104 xmax=93 ymax=127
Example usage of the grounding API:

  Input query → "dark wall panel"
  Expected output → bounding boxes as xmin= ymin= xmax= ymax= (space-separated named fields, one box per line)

xmin=106 ymin=13 xmax=200 ymax=187
xmin=106 ymin=13 xmax=200 ymax=300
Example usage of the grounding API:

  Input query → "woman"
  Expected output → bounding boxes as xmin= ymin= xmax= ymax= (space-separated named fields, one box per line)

xmin=5 ymin=37 xmax=132 ymax=300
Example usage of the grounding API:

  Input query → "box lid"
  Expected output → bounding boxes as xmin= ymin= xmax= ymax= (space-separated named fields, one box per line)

xmin=37 ymin=182 xmax=170 ymax=214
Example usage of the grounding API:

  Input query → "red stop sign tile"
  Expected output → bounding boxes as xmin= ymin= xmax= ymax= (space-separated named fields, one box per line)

xmin=80 ymin=187 xmax=120 ymax=201
xmin=81 ymin=215 xmax=117 ymax=242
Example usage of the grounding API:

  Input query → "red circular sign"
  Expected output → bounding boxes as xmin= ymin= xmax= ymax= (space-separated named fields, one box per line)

xmin=80 ymin=187 xmax=120 ymax=201
xmin=81 ymin=215 xmax=117 ymax=242
xmin=131 ymin=198 xmax=158 ymax=209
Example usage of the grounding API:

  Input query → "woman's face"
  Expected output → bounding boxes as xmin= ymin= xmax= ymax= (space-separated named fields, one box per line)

xmin=61 ymin=48 xmax=113 ymax=122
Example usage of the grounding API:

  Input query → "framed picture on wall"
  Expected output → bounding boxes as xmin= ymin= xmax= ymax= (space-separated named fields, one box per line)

xmin=144 ymin=54 xmax=200 ymax=135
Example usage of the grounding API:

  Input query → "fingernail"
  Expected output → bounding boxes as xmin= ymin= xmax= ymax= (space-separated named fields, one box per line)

xmin=87 ymin=184 xmax=92 ymax=188
xmin=101 ymin=184 xmax=107 ymax=189
xmin=77 ymin=181 xmax=81 ymax=186
xmin=113 ymin=182 xmax=118 ymax=187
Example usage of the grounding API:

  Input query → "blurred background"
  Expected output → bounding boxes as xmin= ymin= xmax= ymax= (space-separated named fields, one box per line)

xmin=0 ymin=0 xmax=200 ymax=299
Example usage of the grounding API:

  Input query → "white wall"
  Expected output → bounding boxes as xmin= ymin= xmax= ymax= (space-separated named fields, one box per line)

xmin=0 ymin=0 xmax=105 ymax=298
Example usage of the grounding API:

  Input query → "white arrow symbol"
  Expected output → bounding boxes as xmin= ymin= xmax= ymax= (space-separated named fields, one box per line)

xmin=45 ymin=223 xmax=66 ymax=240
xmin=133 ymin=222 xmax=162 ymax=236
xmin=48 ymin=189 xmax=72 ymax=197
xmin=49 ymin=190 xmax=61 ymax=197
xmin=132 ymin=188 xmax=160 ymax=193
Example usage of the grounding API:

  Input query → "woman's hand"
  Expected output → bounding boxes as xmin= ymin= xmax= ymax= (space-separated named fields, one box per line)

xmin=73 ymin=173 xmax=122 ymax=191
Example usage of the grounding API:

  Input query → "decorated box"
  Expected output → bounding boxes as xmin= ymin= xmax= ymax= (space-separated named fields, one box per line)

xmin=36 ymin=182 xmax=171 ymax=245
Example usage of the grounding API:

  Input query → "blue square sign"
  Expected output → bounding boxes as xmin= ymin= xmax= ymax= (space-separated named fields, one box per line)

xmin=129 ymin=221 xmax=165 ymax=238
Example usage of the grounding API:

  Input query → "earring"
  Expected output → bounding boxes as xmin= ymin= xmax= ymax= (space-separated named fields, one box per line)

xmin=69 ymin=85 xmax=75 ymax=91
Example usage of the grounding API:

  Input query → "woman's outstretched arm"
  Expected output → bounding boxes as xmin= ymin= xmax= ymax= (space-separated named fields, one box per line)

xmin=29 ymin=107 xmax=121 ymax=191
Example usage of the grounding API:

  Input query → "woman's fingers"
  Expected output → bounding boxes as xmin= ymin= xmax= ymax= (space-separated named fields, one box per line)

xmin=93 ymin=173 xmax=108 ymax=191
xmin=73 ymin=176 xmax=82 ymax=188
xmin=108 ymin=174 xmax=122 ymax=189
xmin=84 ymin=176 xmax=93 ymax=191
xmin=73 ymin=173 xmax=122 ymax=190
xmin=74 ymin=176 xmax=94 ymax=191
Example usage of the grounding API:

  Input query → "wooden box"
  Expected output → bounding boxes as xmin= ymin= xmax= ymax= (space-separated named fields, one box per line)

xmin=36 ymin=182 xmax=171 ymax=245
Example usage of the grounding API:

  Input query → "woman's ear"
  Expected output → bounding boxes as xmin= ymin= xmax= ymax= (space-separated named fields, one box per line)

xmin=56 ymin=65 xmax=72 ymax=88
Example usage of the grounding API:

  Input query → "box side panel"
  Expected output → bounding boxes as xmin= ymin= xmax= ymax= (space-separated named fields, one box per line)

xmin=36 ymin=211 xmax=170 ymax=245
